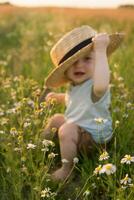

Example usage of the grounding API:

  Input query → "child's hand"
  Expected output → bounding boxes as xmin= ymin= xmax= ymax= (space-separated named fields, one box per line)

xmin=45 ymin=92 xmax=57 ymax=102
xmin=45 ymin=92 xmax=65 ymax=104
xmin=92 ymin=33 xmax=110 ymax=51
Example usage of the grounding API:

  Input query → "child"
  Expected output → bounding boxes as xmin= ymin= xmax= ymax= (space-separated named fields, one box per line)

xmin=42 ymin=25 xmax=124 ymax=181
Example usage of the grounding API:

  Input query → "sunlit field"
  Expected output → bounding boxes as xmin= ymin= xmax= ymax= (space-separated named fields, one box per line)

xmin=0 ymin=5 xmax=134 ymax=200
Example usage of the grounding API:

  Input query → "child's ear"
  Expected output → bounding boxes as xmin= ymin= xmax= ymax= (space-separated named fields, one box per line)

xmin=64 ymin=70 xmax=67 ymax=78
xmin=64 ymin=70 xmax=70 ymax=82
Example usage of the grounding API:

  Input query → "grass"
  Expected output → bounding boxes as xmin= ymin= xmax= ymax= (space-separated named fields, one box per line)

xmin=0 ymin=6 xmax=134 ymax=200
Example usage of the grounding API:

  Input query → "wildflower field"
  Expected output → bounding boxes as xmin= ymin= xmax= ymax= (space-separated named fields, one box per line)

xmin=0 ymin=6 xmax=134 ymax=200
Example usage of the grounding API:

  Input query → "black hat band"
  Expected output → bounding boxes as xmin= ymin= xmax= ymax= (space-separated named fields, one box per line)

xmin=58 ymin=37 xmax=93 ymax=65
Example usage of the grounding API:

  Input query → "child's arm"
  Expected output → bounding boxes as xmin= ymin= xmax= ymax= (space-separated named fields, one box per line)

xmin=45 ymin=92 xmax=65 ymax=104
xmin=92 ymin=33 xmax=110 ymax=99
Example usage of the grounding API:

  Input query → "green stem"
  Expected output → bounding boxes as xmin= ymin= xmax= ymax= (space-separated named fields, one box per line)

xmin=75 ymin=174 xmax=95 ymax=200
xmin=56 ymin=164 xmax=75 ymax=195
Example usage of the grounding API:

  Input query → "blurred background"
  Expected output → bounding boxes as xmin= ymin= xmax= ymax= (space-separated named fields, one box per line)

xmin=0 ymin=0 xmax=134 ymax=8
xmin=0 ymin=0 xmax=134 ymax=89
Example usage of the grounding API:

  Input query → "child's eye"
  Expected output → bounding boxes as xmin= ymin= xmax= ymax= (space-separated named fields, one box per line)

xmin=73 ymin=60 xmax=78 ymax=65
xmin=84 ymin=56 xmax=91 ymax=61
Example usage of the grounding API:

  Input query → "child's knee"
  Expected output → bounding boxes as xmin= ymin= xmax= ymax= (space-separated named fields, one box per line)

xmin=50 ymin=113 xmax=65 ymax=127
xmin=58 ymin=123 xmax=79 ymax=143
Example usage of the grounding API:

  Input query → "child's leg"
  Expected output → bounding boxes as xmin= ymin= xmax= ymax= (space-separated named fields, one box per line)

xmin=43 ymin=113 xmax=65 ymax=139
xmin=51 ymin=122 xmax=80 ymax=181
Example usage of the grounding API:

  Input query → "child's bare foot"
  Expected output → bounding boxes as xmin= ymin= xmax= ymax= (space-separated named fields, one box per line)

xmin=42 ymin=128 xmax=55 ymax=140
xmin=51 ymin=167 xmax=72 ymax=182
xmin=42 ymin=130 xmax=51 ymax=140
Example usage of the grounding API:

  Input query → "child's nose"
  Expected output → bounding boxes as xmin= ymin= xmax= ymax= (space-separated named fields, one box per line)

xmin=74 ymin=59 xmax=84 ymax=68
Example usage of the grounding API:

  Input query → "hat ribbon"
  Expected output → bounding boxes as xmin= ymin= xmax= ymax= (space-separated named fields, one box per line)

xmin=58 ymin=37 xmax=93 ymax=65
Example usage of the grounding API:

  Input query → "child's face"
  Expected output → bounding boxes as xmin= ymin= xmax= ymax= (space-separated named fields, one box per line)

xmin=65 ymin=51 xmax=95 ymax=85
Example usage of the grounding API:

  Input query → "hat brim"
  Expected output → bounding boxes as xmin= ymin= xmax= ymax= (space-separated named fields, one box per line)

xmin=45 ymin=33 xmax=125 ymax=88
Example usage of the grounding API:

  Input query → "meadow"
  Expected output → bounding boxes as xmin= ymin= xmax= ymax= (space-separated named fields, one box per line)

xmin=0 ymin=5 xmax=134 ymax=200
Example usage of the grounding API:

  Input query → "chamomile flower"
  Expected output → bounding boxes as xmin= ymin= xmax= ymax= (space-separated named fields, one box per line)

xmin=94 ymin=117 xmax=108 ymax=124
xmin=41 ymin=147 xmax=49 ymax=152
xmin=27 ymin=143 xmax=36 ymax=150
xmin=10 ymin=127 xmax=18 ymax=136
xmin=0 ymin=108 xmax=4 ymax=116
xmin=41 ymin=187 xmax=56 ymax=198
xmin=126 ymin=102 xmax=132 ymax=108
xmin=83 ymin=189 xmax=90 ymax=197
xmin=120 ymin=174 xmax=132 ymax=185
xmin=27 ymin=99 xmax=34 ymax=108
xmin=14 ymin=147 xmax=22 ymax=152
xmin=100 ymin=163 xmax=116 ymax=175
xmin=0 ymin=130 xmax=5 ymax=134
xmin=40 ymin=102 xmax=47 ymax=109
xmin=1 ymin=118 xmax=9 ymax=125
xmin=73 ymin=157 xmax=79 ymax=164
xmin=62 ymin=158 xmax=69 ymax=163
xmin=121 ymin=155 xmax=134 ymax=164
xmin=42 ymin=139 xmax=55 ymax=147
xmin=23 ymin=122 xmax=31 ymax=128
xmin=93 ymin=165 xmax=102 ymax=175
xmin=115 ymin=120 xmax=120 ymax=127
xmin=48 ymin=153 xmax=58 ymax=159
xmin=118 ymin=76 xmax=124 ymax=81
xmin=40 ymin=187 xmax=52 ymax=198
xmin=99 ymin=151 xmax=110 ymax=161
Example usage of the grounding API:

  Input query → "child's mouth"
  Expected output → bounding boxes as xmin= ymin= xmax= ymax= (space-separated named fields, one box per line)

xmin=74 ymin=72 xmax=85 ymax=77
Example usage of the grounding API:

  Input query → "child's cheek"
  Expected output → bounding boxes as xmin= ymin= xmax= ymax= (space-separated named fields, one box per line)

xmin=65 ymin=69 xmax=72 ymax=79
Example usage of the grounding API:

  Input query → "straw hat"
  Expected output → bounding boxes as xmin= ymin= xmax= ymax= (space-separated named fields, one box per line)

xmin=45 ymin=25 xmax=124 ymax=88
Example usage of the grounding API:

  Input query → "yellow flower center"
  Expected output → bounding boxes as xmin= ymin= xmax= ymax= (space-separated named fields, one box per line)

xmin=126 ymin=155 xmax=131 ymax=160
xmin=97 ymin=166 xmax=102 ymax=170
xmin=105 ymin=165 xmax=112 ymax=170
